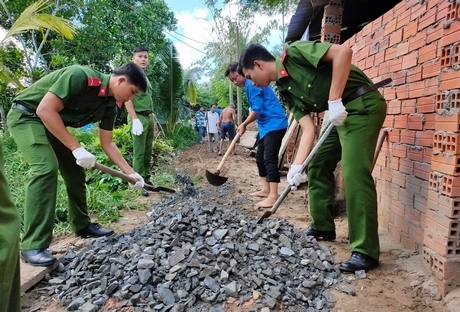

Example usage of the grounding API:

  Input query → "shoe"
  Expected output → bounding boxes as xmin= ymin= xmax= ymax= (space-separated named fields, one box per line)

xmin=304 ymin=227 xmax=336 ymax=241
xmin=339 ymin=252 xmax=379 ymax=273
xmin=76 ymin=223 xmax=114 ymax=238
xmin=21 ymin=249 xmax=57 ymax=267
xmin=142 ymin=189 xmax=149 ymax=196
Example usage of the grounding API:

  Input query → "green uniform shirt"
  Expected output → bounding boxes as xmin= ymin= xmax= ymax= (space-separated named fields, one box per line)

xmin=133 ymin=78 xmax=153 ymax=113
xmin=276 ymin=40 xmax=374 ymax=121
xmin=14 ymin=65 xmax=117 ymax=130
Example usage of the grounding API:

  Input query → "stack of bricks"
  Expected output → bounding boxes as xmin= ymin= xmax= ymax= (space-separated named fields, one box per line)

xmin=342 ymin=0 xmax=460 ymax=296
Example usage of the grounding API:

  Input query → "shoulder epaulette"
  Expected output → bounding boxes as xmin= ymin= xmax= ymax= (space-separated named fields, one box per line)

xmin=87 ymin=77 xmax=101 ymax=87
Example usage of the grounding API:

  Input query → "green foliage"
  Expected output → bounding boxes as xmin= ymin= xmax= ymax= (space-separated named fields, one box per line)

xmin=167 ymin=124 xmax=199 ymax=150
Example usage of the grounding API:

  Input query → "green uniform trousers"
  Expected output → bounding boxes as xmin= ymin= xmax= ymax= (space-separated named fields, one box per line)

xmin=130 ymin=114 xmax=154 ymax=181
xmin=307 ymin=91 xmax=387 ymax=260
xmin=7 ymin=109 xmax=91 ymax=250
xmin=0 ymin=140 xmax=21 ymax=312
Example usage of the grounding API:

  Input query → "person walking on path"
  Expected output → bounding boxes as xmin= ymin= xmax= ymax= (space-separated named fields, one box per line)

xmin=206 ymin=103 xmax=220 ymax=153
xmin=124 ymin=46 xmax=155 ymax=196
xmin=218 ymin=103 xmax=237 ymax=155
xmin=195 ymin=106 xmax=206 ymax=144
xmin=226 ymin=62 xmax=288 ymax=208
xmin=0 ymin=140 xmax=21 ymax=312
xmin=7 ymin=62 xmax=147 ymax=267
xmin=239 ymin=41 xmax=387 ymax=273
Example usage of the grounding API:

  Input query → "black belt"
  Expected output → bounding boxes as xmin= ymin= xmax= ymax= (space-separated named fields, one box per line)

xmin=137 ymin=111 xmax=152 ymax=117
xmin=345 ymin=78 xmax=392 ymax=103
xmin=12 ymin=103 xmax=36 ymax=115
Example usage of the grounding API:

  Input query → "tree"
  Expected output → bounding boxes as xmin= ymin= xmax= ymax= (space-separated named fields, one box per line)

xmin=0 ymin=0 xmax=75 ymax=131
xmin=154 ymin=44 xmax=184 ymax=134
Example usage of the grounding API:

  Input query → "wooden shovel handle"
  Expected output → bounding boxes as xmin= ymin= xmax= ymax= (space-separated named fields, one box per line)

xmin=215 ymin=132 xmax=241 ymax=173
xmin=93 ymin=162 xmax=138 ymax=184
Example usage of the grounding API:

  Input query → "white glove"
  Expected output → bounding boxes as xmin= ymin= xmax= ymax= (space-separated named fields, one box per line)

xmin=72 ymin=147 xmax=95 ymax=168
xmin=328 ymin=98 xmax=348 ymax=126
xmin=128 ymin=172 xmax=145 ymax=190
xmin=132 ymin=119 xmax=143 ymax=135
xmin=287 ymin=164 xmax=307 ymax=187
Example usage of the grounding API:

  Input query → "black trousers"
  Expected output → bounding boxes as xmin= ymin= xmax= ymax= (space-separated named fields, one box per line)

xmin=255 ymin=128 xmax=286 ymax=182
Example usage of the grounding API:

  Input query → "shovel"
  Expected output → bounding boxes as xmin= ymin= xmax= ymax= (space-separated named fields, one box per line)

xmin=93 ymin=162 xmax=176 ymax=193
xmin=257 ymin=123 xmax=334 ymax=223
xmin=206 ymin=132 xmax=241 ymax=186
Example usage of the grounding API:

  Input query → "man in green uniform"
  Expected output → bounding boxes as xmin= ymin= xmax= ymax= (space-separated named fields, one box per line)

xmin=0 ymin=140 xmax=20 ymax=312
xmin=124 ymin=46 xmax=155 ymax=197
xmin=239 ymin=41 xmax=387 ymax=272
xmin=7 ymin=62 xmax=147 ymax=267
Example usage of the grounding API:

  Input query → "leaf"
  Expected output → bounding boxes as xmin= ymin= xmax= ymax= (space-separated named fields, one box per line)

xmin=1 ymin=0 xmax=76 ymax=44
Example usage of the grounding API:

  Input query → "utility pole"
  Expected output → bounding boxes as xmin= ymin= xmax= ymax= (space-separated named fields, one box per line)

xmin=229 ymin=55 xmax=234 ymax=106
xmin=236 ymin=24 xmax=242 ymax=125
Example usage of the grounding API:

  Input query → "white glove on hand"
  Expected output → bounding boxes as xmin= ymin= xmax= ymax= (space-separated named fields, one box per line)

xmin=287 ymin=164 xmax=307 ymax=187
xmin=328 ymin=98 xmax=348 ymax=126
xmin=128 ymin=172 xmax=145 ymax=190
xmin=72 ymin=147 xmax=96 ymax=168
xmin=132 ymin=119 xmax=143 ymax=135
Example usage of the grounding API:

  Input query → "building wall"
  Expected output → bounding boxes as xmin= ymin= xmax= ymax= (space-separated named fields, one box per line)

xmin=340 ymin=0 xmax=460 ymax=295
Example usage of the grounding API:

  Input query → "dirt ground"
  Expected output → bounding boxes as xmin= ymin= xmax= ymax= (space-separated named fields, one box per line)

xmin=20 ymin=133 xmax=460 ymax=312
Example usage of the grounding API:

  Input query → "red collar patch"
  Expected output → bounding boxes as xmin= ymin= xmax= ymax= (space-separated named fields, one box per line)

xmin=280 ymin=48 xmax=287 ymax=62
xmin=116 ymin=102 xmax=123 ymax=108
xmin=88 ymin=77 xmax=101 ymax=87
xmin=279 ymin=68 xmax=289 ymax=77
xmin=98 ymin=86 xmax=107 ymax=97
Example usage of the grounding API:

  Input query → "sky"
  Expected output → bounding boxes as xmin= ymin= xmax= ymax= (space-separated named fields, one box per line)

xmin=163 ymin=0 xmax=289 ymax=70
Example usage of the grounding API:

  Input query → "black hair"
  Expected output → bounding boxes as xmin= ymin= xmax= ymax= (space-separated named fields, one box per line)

xmin=239 ymin=43 xmax=276 ymax=71
xmin=224 ymin=62 xmax=239 ymax=77
xmin=133 ymin=46 xmax=149 ymax=54
xmin=113 ymin=62 xmax=147 ymax=92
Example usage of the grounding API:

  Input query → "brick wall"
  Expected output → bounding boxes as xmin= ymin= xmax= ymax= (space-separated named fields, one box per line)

xmin=342 ymin=0 xmax=460 ymax=296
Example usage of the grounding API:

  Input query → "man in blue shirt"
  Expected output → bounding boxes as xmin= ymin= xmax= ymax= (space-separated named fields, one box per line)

xmin=195 ymin=106 xmax=206 ymax=144
xmin=225 ymin=62 xmax=288 ymax=208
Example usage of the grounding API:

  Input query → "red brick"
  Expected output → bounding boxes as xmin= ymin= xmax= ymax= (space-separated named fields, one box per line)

xmin=396 ymin=41 xmax=410 ymax=57
xmin=440 ymin=70 xmax=460 ymax=91
xmin=426 ymin=24 xmax=443 ymax=43
xmin=390 ymin=57 xmax=403 ymax=73
xmin=433 ymin=131 xmax=445 ymax=152
xmin=396 ymin=85 xmax=410 ymax=99
xmin=442 ymin=175 xmax=460 ymax=197
xmin=409 ymin=81 xmax=425 ymax=98
xmin=392 ymin=71 xmax=407 ymax=86
xmin=392 ymin=143 xmax=407 ymax=158
xmin=423 ymin=147 xmax=432 ymax=163
xmin=396 ymin=7 xmax=411 ymax=30
xmin=403 ymin=19 xmax=418 ymax=40
xmin=400 ymin=130 xmax=416 ymax=145
xmin=400 ymin=158 xmax=414 ymax=175
xmin=395 ymin=215 xmax=409 ymax=234
xmin=443 ymin=18 xmax=460 ymax=37
xmin=408 ymin=147 xmax=424 ymax=162
xmin=407 ymin=66 xmax=422 ymax=83
xmin=407 ymin=114 xmax=424 ymax=130
xmin=429 ymin=171 xmax=442 ymax=192
xmin=387 ymin=99 xmax=402 ymax=114
xmin=402 ymin=100 xmax=416 ymax=114
xmin=424 ymin=77 xmax=439 ymax=97
xmin=417 ymin=96 xmax=435 ymax=113
xmin=422 ymin=61 xmax=441 ymax=79
xmin=389 ymin=29 xmax=404 ymax=47
xmin=410 ymin=1 xmax=427 ymax=20
xmin=428 ymin=190 xmax=460 ymax=219
xmin=441 ymin=29 xmax=460 ymax=47
xmin=394 ymin=114 xmax=408 ymax=129
xmin=414 ymin=193 xmax=428 ymax=214
xmin=414 ymin=161 xmax=431 ymax=180
xmin=446 ymin=133 xmax=460 ymax=154
xmin=388 ymin=129 xmax=400 ymax=142
xmin=424 ymin=113 xmax=436 ymax=130
xmin=388 ymin=155 xmax=399 ymax=171
xmin=432 ymin=153 xmax=460 ymax=176
xmin=372 ymin=16 xmax=383 ymax=32
xmin=415 ymin=131 xmax=434 ymax=147
xmin=384 ymin=18 xmax=397 ymax=36
xmin=418 ymin=6 xmax=437 ymax=30
xmin=382 ymin=114 xmax=394 ymax=128
xmin=409 ymin=29 xmax=427 ymax=50
xmin=402 ymin=50 xmax=418 ymax=70
xmin=435 ymin=113 xmax=460 ymax=132
xmin=419 ymin=42 xmax=438 ymax=63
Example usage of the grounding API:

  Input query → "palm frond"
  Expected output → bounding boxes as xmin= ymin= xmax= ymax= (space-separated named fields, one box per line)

xmin=185 ymin=79 xmax=197 ymax=105
xmin=2 ymin=0 xmax=76 ymax=44
xmin=0 ymin=63 xmax=25 ymax=89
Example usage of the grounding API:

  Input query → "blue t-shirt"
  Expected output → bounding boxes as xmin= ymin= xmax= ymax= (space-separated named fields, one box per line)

xmin=245 ymin=79 xmax=288 ymax=139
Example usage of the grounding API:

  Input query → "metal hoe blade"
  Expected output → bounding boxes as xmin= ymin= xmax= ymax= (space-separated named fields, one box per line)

xmin=205 ymin=169 xmax=228 ymax=186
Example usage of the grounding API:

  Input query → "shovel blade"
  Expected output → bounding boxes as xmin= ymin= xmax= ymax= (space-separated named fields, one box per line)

xmin=206 ymin=169 xmax=228 ymax=186
xmin=257 ymin=210 xmax=273 ymax=224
